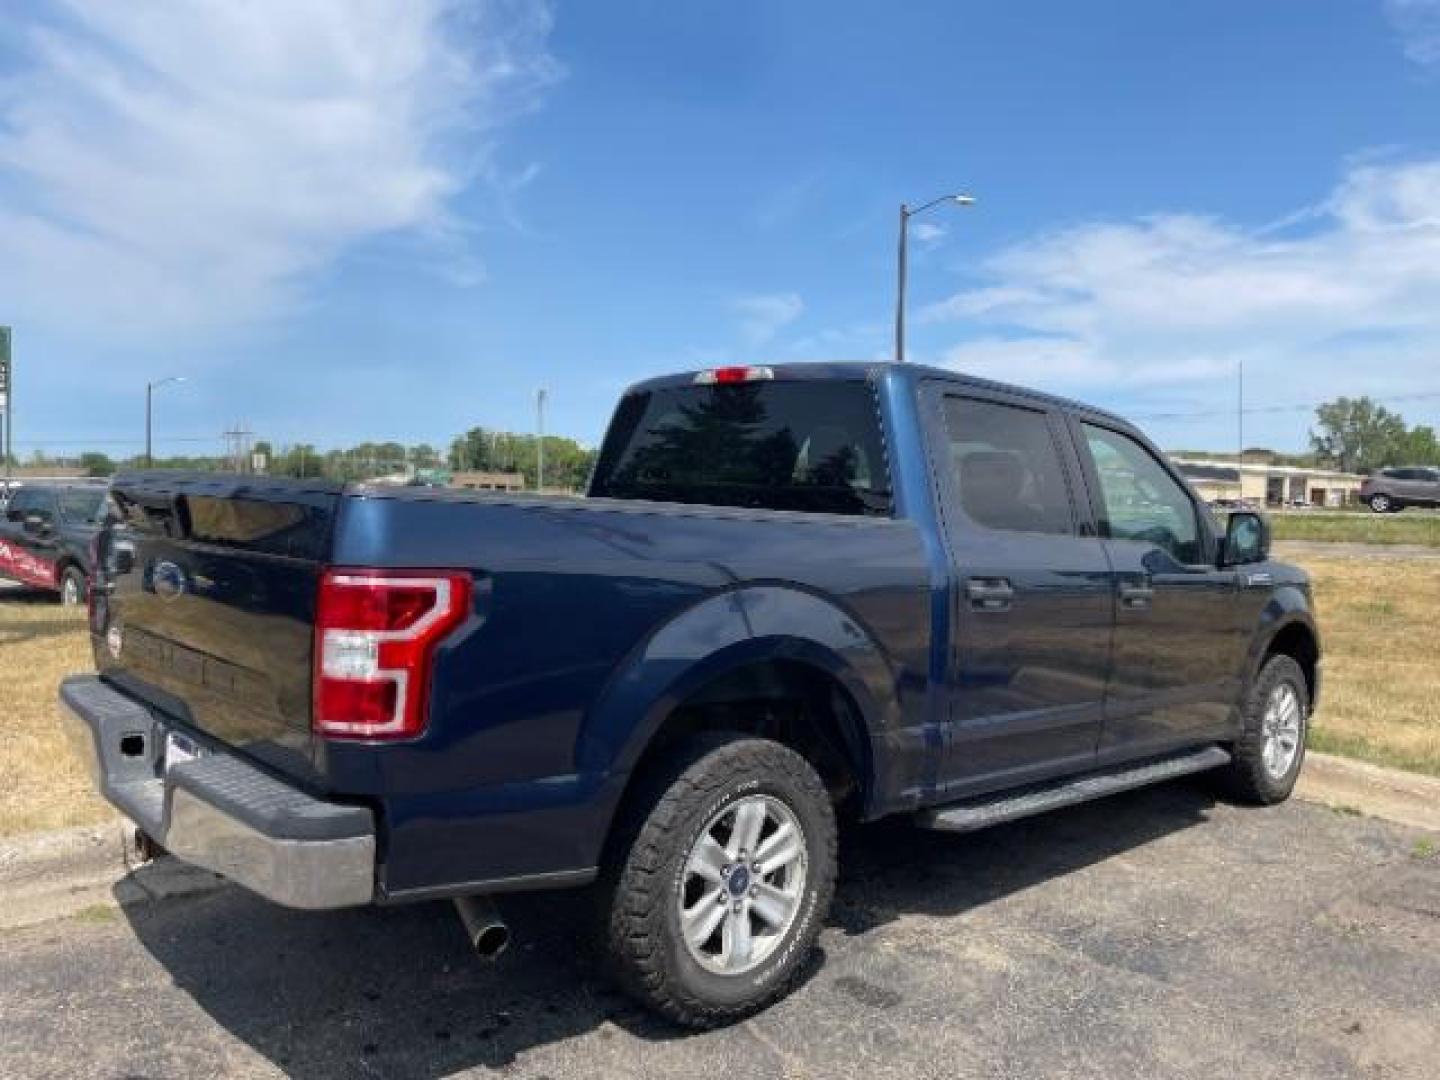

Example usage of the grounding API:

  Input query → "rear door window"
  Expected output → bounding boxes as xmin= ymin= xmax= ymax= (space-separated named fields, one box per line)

xmin=938 ymin=396 xmax=1076 ymax=535
xmin=590 ymin=380 xmax=890 ymax=515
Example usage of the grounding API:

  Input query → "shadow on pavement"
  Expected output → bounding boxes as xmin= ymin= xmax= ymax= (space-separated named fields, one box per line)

xmin=119 ymin=779 xmax=1219 ymax=1078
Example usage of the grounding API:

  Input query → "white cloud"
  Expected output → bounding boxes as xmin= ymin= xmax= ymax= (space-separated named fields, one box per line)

xmin=910 ymin=220 xmax=947 ymax=246
xmin=922 ymin=158 xmax=1440 ymax=411
xmin=0 ymin=0 xmax=560 ymax=342
xmin=732 ymin=292 xmax=804 ymax=345
xmin=1387 ymin=0 xmax=1440 ymax=66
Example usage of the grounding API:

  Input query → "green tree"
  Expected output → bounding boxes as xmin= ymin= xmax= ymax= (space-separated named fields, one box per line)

xmin=1309 ymin=397 xmax=1407 ymax=473
xmin=79 ymin=451 xmax=116 ymax=477
xmin=1393 ymin=424 xmax=1440 ymax=466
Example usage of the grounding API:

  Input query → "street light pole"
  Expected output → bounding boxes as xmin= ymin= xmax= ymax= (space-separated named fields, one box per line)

xmin=894 ymin=192 xmax=976 ymax=364
xmin=536 ymin=387 xmax=547 ymax=492
xmin=145 ymin=376 xmax=185 ymax=467
xmin=895 ymin=204 xmax=909 ymax=367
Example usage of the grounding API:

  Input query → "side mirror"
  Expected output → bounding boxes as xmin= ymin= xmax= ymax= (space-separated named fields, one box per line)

xmin=1220 ymin=511 xmax=1270 ymax=567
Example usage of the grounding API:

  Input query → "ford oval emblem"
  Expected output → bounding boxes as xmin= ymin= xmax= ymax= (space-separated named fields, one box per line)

xmin=152 ymin=560 xmax=188 ymax=601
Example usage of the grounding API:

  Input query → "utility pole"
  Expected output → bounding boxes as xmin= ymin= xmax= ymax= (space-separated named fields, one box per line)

xmin=1237 ymin=360 xmax=1244 ymax=500
xmin=145 ymin=375 xmax=186 ymax=467
xmin=221 ymin=422 xmax=254 ymax=473
xmin=536 ymin=388 xmax=548 ymax=492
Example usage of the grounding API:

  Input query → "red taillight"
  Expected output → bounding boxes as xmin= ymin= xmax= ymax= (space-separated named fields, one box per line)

xmin=695 ymin=365 xmax=775 ymax=385
xmin=313 ymin=569 xmax=472 ymax=740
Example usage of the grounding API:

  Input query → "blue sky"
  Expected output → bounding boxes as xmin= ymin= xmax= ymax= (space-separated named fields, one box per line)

xmin=3 ymin=0 xmax=1440 ymax=459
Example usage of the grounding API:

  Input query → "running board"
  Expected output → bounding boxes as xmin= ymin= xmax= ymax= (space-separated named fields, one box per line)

xmin=916 ymin=746 xmax=1232 ymax=833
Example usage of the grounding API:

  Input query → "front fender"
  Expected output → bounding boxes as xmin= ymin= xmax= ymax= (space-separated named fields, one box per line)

xmin=1245 ymin=583 xmax=1319 ymax=682
xmin=577 ymin=584 xmax=899 ymax=793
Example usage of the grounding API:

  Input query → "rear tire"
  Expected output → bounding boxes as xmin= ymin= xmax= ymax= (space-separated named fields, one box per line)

xmin=58 ymin=565 xmax=86 ymax=607
xmin=600 ymin=732 xmax=837 ymax=1028
xmin=1218 ymin=654 xmax=1309 ymax=805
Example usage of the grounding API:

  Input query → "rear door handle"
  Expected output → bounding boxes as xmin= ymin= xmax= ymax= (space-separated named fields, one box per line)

xmin=966 ymin=577 xmax=1014 ymax=612
xmin=1118 ymin=582 xmax=1154 ymax=609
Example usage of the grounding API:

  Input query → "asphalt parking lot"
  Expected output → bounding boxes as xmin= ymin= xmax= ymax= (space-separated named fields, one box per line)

xmin=2 ymin=782 xmax=1438 ymax=1080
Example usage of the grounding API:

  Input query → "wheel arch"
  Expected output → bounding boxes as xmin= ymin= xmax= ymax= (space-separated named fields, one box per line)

xmin=54 ymin=554 xmax=85 ymax=594
xmin=1251 ymin=600 xmax=1321 ymax=708
xmin=579 ymin=584 xmax=899 ymax=823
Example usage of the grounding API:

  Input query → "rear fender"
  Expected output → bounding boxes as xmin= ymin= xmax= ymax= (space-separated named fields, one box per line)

xmin=578 ymin=584 xmax=899 ymax=804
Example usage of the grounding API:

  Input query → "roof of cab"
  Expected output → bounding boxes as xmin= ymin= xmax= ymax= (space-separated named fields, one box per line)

xmin=622 ymin=361 xmax=1129 ymax=428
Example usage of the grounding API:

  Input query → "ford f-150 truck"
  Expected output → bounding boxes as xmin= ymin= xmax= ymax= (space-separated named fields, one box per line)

xmin=61 ymin=362 xmax=1320 ymax=1027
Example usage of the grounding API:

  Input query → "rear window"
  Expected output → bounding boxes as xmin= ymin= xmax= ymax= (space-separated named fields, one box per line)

xmin=590 ymin=380 xmax=890 ymax=515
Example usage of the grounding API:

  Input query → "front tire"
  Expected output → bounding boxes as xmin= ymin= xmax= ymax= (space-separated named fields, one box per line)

xmin=58 ymin=565 xmax=87 ymax=607
xmin=601 ymin=733 xmax=837 ymax=1028
xmin=1219 ymin=654 xmax=1310 ymax=805
xmin=1368 ymin=493 xmax=1391 ymax=513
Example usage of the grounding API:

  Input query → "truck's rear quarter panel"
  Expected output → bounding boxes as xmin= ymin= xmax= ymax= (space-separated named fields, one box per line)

xmin=332 ymin=489 xmax=930 ymax=895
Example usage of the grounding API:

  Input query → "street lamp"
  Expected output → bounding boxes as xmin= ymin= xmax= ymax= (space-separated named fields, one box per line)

xmin=535 ymin=387 xmax=547 ymax=492
xmin=145 ymin=376 xmax=186 ymax=467
xmin=895 ymin=191 xmax=976 ymax=364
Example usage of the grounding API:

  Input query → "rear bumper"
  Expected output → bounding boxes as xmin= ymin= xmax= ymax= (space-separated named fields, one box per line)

xmin=59 ymin=674 xmax=376 ymax=910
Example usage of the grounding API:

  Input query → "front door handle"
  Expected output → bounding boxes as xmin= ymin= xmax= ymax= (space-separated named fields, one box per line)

xmin=1118 ymin=582 xmax=1155 ymax=609
xmin=966 ymin=577 xmax=1014 ymax=612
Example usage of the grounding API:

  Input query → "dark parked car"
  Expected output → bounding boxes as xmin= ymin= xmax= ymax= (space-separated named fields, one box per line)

xmin=1360 ymin=466 xmax=1440 ymax=513
xmin=61 ymin=363 xmax=1320 ymax=1026
xmin=0 ymin=481 xmax=109 ymax=603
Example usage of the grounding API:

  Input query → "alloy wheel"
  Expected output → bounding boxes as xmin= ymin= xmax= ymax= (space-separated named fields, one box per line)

xmin=677 ymin=794 xmax=809 ymax=976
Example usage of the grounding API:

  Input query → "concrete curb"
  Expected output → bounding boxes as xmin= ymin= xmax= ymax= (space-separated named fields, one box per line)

xmin=1295 ymin=751 xmax=1440 ymax=833
xmin=1 ymin=751 xmax=1433 ymax=933
xmin=0 ymin=819 xmax=225 ymax=932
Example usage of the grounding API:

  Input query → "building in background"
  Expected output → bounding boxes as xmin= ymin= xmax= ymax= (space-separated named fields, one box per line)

xmin=1171 ymin=457 xmax=1364 ymax=507
xmin=450 ymin=470 xmax=526 ymax=493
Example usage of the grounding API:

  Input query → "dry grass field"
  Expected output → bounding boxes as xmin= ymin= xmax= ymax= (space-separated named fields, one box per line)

xmin=0 ymin=552 xmax=1437 ymax=836
xmin=0 ymin=591 xmax=109 ymax=836
xmin=1302 ymin=555 xmax=1440 ymax=776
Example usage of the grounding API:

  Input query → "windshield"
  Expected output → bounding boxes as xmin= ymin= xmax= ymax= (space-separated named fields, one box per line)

xmin=57 ymin=488 xmax=107 ymax=525
xmin=590 ymin=380 xmax=890 ymax=515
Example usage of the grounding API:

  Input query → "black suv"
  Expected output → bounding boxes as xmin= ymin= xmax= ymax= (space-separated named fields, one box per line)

xmin=1359 ymin=466 xmax=1440 ymax=513
xmin=0 ymin=482 xmax=109 ymax=603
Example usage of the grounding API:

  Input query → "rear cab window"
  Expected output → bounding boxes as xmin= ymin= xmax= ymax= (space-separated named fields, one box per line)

xmin=590 ymin=379 xmax=890 ymax=515
xmin=936 ymin=395 xmax=1077 ymax=535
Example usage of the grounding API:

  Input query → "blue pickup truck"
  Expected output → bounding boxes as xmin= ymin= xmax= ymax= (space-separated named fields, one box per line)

xmin=61 ymin=362 xmax=1320 ymax=1026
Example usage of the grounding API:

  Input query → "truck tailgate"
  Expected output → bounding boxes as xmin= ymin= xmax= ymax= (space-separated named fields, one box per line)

xmin=97 ymin=474 xmax=341 ymax=786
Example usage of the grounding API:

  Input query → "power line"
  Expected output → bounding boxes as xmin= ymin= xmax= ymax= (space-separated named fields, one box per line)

xmin=10 ymin=435 xmax=222 ymax=447
xmin=1130 ymin=388 xmax=1440 ymax=422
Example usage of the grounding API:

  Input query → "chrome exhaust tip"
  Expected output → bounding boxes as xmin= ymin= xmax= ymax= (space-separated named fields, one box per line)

xmin=454 ymin=894 xmax=510 ymax=961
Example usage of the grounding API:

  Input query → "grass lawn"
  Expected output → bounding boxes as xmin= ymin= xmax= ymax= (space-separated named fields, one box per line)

xmin=1269 ymin=510 xmax=1440 ymax=547
xmin=1300 ymin=555 xmax=1440 ymax=777
xmin=0 ymin=592 xmax=110 ymax=836
xmin=0 ymin=552 xmax=1437 ymax=836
